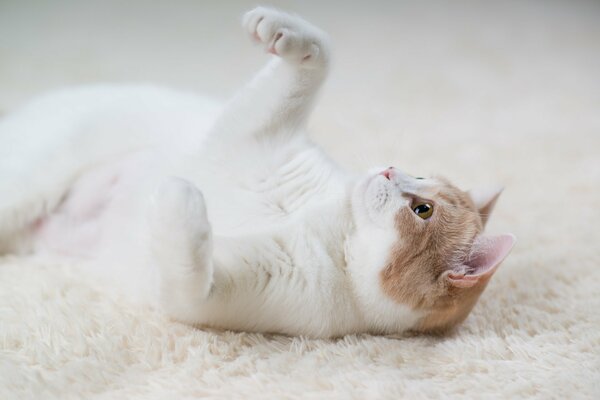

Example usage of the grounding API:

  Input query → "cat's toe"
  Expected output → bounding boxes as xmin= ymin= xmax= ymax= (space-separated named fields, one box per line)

xmin=242 ymin=7 xmax=328 ymax=66
xmin=243 ymin=7 xmax=277 ymax=43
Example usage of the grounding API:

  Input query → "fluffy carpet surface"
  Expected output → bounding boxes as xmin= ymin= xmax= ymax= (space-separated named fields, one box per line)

xmin=1 ymin=0 xmax=599 ymax=398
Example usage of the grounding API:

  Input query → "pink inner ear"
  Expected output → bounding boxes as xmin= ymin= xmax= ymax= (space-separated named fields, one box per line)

xmin=466 ymin=234 xmax=516 ymax=276
xmin=449 ymin=234 xmax=516 ymax=287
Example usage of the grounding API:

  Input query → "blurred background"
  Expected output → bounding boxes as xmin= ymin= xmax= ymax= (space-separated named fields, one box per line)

xmin=2 ymin=1 xmax=599 ymax=143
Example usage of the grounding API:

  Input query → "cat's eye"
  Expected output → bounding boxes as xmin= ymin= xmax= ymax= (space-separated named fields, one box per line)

xmin=413 ymin=203 xmax=433 ymax=219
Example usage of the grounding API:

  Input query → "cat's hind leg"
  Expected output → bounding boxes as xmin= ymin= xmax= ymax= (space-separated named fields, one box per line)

xmin=147 ymin=177 xmax=214 ymax=324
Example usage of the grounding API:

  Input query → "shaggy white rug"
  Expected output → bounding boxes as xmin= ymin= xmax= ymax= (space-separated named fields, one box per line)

xmin=1 ymin=0 xmax=599 ymax=398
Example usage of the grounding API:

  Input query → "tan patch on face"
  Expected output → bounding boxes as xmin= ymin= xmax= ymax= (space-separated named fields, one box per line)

xmin=380 ymin=179 xmax=487 ymax=333
xmin=415 ymin=275 xmax=493 ymax=333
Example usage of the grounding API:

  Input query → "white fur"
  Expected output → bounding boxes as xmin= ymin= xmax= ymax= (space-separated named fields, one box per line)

xmin=0 ymin=7 xmax=423 ymax=338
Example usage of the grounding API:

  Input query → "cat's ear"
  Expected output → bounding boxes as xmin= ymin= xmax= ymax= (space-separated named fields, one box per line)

xmin=447 ymin=234 xmax=516 ymax=288
xmin=468 ymin=186 xmax=503 ymax=227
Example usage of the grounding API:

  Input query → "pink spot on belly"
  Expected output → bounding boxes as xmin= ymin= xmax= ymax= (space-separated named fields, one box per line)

xmin=30 ymin=216 xmax=47 ymax=233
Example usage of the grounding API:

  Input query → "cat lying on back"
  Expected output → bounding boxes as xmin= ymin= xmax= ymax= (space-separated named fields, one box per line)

xmin=0 ymin=7 xmax=515 ymax=338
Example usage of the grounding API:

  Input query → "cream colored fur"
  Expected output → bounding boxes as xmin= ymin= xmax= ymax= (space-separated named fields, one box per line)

xmin=1 ymin=0 xmax=598 ymax=398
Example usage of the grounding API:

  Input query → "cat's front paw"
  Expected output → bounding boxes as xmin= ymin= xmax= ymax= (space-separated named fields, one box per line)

xmin=242 ymin=7 xmax=329 ymax=66
xmin=147 ymin=177 xmax=212 ymax=273
xmin=149 ymin=178 xmax=209 ymax=235
xmin=148 ymin=178 xmax=214 ymax=317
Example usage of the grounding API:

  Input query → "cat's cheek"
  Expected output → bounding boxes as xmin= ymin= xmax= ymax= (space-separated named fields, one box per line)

xmin=346 ymin=228 xmax=424 ymax=333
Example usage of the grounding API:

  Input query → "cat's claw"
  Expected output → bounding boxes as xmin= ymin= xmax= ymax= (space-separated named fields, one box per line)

xmin=243 ymin=7 xmax=328 ymax=66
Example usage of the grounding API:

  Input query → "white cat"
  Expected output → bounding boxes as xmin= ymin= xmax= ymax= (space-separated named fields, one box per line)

xmin=0 ymin=7 xmax=515 ymax=338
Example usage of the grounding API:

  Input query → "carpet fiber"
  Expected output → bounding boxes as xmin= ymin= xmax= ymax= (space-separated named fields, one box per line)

xmin=1 ymin=1 xmax=599 ymax=398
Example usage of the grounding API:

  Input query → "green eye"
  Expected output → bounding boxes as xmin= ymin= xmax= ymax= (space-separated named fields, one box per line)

xmin=413 ymin=203 xmax=433 ymax=219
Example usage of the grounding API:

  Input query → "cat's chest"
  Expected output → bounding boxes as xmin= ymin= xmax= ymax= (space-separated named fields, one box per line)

xmin=195 ymin=143 xmax=348 ymax=233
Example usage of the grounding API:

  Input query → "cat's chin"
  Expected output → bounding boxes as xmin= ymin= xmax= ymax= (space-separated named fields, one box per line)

xmin=350 ymin=173 xmax=388 ymax=228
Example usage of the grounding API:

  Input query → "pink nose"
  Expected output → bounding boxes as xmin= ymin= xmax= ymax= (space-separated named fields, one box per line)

xmin=380 ymin=166 xmax=394 ymax=180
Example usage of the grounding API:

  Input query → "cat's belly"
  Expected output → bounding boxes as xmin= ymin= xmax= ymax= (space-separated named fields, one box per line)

xmin=31 ymin=150 xmax=163 ymax=257
xmin=29 ymin=150 xmax=303 ymax=257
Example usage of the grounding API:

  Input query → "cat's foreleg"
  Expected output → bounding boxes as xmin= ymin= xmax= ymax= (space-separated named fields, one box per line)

xmin=147 ymin=177 xmax=214 ymax=324
xmin=208 ymin=7 xmax=331 ymax=138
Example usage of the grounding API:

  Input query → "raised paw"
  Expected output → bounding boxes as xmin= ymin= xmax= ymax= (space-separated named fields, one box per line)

xmin=242 ymin=7 xmax=329 ymax=66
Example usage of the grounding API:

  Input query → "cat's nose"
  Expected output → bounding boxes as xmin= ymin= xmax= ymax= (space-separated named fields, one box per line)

xmin=379 ymin=166 xmax=395 ymax=180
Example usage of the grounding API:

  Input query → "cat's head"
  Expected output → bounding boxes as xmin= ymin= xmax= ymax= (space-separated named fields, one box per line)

xmin=348 ymin=167 xmax=515 ymax=334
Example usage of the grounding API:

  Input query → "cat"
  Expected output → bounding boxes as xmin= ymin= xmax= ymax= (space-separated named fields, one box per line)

xmin=0 ymin=7 xmax=515 ymax=338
